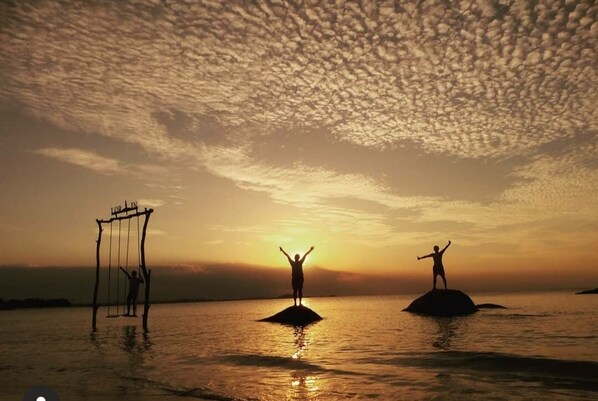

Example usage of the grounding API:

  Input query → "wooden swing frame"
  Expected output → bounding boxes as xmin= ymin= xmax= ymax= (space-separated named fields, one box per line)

xmin=92 ymin=201 xmax=154 ymax=331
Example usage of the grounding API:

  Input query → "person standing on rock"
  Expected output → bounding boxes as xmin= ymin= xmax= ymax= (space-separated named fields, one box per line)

xmin=279 ymin=246 xmax=314 ymax=306
xmin=417 ymin=241 xmax=451 ymax=290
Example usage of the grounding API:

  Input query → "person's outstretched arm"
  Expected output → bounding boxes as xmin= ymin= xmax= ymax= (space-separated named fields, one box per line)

xmin=279 ymin=246 xmax=292 ymax=263
xmin=300 ymin=246 xmax=315 ymax=263
xmin=440 ymin=240 xmax=452 ymax=253
xmin=417 ymin=254 xmax=433 ymax=260
xmin=119 ymin=266 xmax=131 ymax=278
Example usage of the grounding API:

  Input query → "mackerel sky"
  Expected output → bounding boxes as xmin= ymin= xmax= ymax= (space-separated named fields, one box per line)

xmin=1 ymin=1 xmax=596 ymax=286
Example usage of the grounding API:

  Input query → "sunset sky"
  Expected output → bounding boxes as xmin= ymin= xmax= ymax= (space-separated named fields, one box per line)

xmin=0 ymin=0 xmax=596 ymax=292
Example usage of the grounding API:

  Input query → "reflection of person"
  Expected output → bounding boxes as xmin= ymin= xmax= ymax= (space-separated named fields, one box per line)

xmin=279 ymin=246 xmax=314 ymax=306
xmin=119 ymin=267 xmax=144 ymax=316
xmin=417 ymin=241 xmax=451 ymax=290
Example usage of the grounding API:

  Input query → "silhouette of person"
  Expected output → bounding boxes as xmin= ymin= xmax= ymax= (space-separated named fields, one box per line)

xmin=417 ymin=241 xmax=451 ymax=290
xmin=279 ymin=246 xmax=314 ymax=306
xmin=120 ymin=267 xmax=144 ymax=316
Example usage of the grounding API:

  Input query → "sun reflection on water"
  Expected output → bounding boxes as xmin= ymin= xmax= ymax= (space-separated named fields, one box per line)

xmin=287 ymin=325 xmax=321 ymax=399
xmin=291 ymin=326 xmax=306 ymax=360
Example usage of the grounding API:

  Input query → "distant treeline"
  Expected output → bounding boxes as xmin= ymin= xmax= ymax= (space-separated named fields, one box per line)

xmin=0 ymin=298 xmax=72 ymax=310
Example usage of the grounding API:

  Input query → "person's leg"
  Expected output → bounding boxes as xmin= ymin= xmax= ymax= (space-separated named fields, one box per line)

xmin=292 ymin=279 xmax=298 ymax=306
xmin=132 ymin=293 xmax=138 ymax=316
xmin=433 ymin=273 xmax=437 ymax=290
xmin=298 ymin=278 xmax=303 ymax=306
xmin=126 ymin=292 xmax=132 ymax=315
xmin=441 ymin=274 xmax=447 ymax=289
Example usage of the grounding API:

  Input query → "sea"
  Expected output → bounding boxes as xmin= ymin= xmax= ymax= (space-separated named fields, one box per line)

xmin=0 ymin=291 xmax=597 ymax=401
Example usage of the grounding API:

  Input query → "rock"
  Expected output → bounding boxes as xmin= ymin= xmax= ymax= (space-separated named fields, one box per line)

xmin=403 ymin=289 xmax=478 ymax=317
xmin=260 ymin=305 xmax=323 ymax=325
xmin=576 ymin=288 xmax=598 ymax=295
xmin=476 ymin=303 xmax=507 ymax=309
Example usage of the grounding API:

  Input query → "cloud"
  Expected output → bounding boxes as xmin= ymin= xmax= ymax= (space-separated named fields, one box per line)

xmin=138 ymin=198 xmax=165 ymax=208
xmin=1 ymin=1 xmax=595 ymax=159
xmin=36 ymin=146 xmax=168 ymax=180
xmin=147 ymin=228 xmax=167 ymax=236
xmin=1 ymin=1 xmax=597 ymax=251
xmin=36 ymin=147 xmax=126 ymax=175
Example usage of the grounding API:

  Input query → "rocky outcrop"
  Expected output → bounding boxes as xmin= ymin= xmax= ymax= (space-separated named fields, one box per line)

xmin=260 ymin=305 xmax=323 ymax=325
xmin=403 ymin=289 xmax=478 ymax=317
xmin=476 ymin=303 xmax=507 ymax=309
xmin=576 ymin=288 xmax=598 ymax=295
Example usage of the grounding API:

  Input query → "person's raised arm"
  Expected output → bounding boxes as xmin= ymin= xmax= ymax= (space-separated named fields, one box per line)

xmin=441 ymin=240 xmax=452 ymax=253
xmin=300 ymin=246 xmax=315 ymax=263
xmin=417 ymin=254 xmax=433 ymax=260
xmin=279 ymin=246 xmax=292 ymax=263
xmin=119 ymin=266 xmax=131 ymax=278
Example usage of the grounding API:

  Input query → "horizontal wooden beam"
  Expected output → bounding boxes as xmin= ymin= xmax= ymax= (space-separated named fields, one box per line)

xmin=97 ymin=208 xmax=154 ymax=224
xmin=112 ymin=205 xmax=139 ymax=216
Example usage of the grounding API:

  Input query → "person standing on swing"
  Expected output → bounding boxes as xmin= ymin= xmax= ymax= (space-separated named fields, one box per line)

xmin=119 ymin=267 xmax=144 ymax=316
xmin=279 ymin=246 xmax=314 ymax=306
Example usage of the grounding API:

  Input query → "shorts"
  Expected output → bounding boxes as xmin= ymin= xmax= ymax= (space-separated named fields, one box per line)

xmin=127 ymin=291 xmax=139 ymax=304
xmin=433 ymin=266 xmax=445 ymax=276
xmin=292 ymin=275 xmax=304 ymax=289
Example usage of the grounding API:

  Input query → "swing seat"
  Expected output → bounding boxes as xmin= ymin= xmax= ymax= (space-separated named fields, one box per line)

xmin=106 ymin=314 xmax=120 ymax=318
xmin=121 ymin=314 xmax=139 ymax=318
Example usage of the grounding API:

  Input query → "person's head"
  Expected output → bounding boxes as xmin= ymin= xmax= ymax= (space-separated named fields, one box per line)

xmin=294 ymin=254 xmax=300 ymax=261
xmin=433 ymin=245 xmax=439 ymax=252
xmin=131 ymin=271 xmax=137 ymax=277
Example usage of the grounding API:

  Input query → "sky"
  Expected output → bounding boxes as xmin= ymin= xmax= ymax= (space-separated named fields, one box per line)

xmin=0 ymin=0 xmax=597 ymax=295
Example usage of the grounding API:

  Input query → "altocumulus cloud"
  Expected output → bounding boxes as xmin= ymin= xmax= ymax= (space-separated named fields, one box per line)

xmin=1 ymin=0 xmax=597 ymax=246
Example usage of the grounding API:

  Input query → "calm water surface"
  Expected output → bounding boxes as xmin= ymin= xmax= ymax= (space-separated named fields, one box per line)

xmin=1 ymin=292 xmax=597 ymax=400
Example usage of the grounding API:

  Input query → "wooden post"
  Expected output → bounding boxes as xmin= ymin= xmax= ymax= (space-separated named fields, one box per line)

xmin=143 ymin=269 xmax=152 ymax=331
xmin=139 ymin=208 xmax=153 ymax=331
xmin=92 ymin=219 xmax=103 ymax=331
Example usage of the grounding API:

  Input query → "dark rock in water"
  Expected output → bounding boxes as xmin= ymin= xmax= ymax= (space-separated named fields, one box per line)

xmin=576 ymin=288 xmax=598 ymax=295
xmin=403 ymin=289 xmax=478 ymax=317
xmin=476 ymin=303 xmax=507 ymax=309
xmin=260 ymin=305 xmax=323 ymax=325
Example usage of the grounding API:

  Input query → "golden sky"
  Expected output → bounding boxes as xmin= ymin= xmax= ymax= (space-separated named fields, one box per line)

xmin=0 ymin=1 xmax=597 ymax=287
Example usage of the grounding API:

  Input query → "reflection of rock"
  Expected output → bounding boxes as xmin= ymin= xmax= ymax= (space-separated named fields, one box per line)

xmin=260 ymin=305 xmax=323 ymax=325
xmin=576 ymin=288 xmax=598 ymax=295
xmin=403 ymin=290 xmax=478 ymax=317
xmin=476 ymin=303 xmax=507 ymax=309
xmin=433 ymin=318 xmax=456 ymax=350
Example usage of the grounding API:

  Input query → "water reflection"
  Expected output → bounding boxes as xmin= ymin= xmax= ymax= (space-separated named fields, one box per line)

xmin=291 ymin=325 xmax=306 ymax=360
xmin=89 ymin=331 xmax=102 ymax=352
xmin=121 ymin=325 xmax=152 ymax=353
xmin=433 ymin=318 xmax=457 ymax=350
xmin=288 ymin=325 xmax=320 ymax=400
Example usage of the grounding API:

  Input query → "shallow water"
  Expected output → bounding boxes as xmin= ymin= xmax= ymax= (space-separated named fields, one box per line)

xmin=1 ymin=292 xmax=597 ymax=400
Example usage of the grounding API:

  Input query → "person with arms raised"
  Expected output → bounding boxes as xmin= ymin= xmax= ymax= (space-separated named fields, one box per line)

xmin=279 ymin=246 xmax=314 ymax=306
xmin=417 ymin=241 xmax=451 ymax=290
